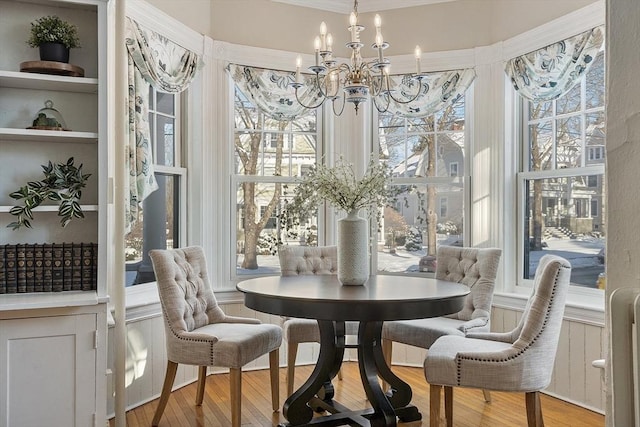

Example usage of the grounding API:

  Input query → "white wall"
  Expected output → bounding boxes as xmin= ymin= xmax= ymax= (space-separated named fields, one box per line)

xmin=604 ymin=0 xmax=640 ymax=424
xmin=145 ymin=0 xmax=596 ymax=56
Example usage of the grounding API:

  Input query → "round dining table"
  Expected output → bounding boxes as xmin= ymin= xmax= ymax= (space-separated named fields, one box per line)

xmin=237 ymin=274 xmax=469 ymax=427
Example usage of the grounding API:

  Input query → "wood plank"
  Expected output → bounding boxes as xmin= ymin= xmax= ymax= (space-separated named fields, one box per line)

xmin=110 ymin=362 xmax=605 ymax=427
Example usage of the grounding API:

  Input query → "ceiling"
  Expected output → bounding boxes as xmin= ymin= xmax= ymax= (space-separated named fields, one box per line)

xmin=270 ymin=0 xmax=455 ymax=14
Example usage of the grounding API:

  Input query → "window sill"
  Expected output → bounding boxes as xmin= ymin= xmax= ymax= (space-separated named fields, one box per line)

xmin=493 ymin=291 xmax=605 ymax=326
xmin=113 ymin=283 xmax=247 ymax=324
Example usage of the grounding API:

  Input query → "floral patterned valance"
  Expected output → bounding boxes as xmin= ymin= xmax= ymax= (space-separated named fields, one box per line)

xmin=373 ymin=68 xmax=476 ymax=118
xmin=124 ymin=17 xmax=202 ymax=231
xmin=505 ymin=26 xmax=604 ymax=102
xmin=228 ymin=64 xmax=323 ymax=121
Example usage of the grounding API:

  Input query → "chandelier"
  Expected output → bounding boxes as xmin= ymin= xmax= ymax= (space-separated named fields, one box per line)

xmin=290 ymin=0 xmax=425 ymax=116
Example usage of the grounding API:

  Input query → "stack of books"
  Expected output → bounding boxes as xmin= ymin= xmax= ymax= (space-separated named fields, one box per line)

xmin=0 ymin=243 xmax=98 ymax=294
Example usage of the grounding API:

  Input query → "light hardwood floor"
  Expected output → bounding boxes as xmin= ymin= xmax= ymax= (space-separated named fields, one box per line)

xmin=112 ymin=362 xmax=604 ymax=426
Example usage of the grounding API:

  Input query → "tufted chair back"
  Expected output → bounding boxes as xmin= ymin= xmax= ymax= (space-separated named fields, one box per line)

xmin=435 ymin=245 xmax=502 ymax=323
xmin=150 ymin=246 xmax=228 ymax=362
xmin=279 ymin=245 xmax=338 ymax=276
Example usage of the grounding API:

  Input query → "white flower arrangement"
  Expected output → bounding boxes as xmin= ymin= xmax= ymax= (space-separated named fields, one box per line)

xmin=281 ymin=157 xmax=394 ymax=226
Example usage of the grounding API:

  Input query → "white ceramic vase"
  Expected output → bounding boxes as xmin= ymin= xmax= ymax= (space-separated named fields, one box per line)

xmin=337 ymin=209 xmax=368 ymax=286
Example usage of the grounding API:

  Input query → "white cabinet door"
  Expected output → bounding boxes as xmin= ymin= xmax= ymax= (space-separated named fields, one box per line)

xmin=0 ymin=313 xmax=97 ymax=427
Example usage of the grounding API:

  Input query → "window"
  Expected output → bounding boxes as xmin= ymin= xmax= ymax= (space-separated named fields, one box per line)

xmin=519 ymin=49 xmax=605 ymax=289
xmin=234 ymin=85 xmax=320 ymax=276
xmin=124 ymin=88 xmax=186 ymax=286
xmin=439 ymin=197 xmax=448 ymax=217
xmin=449 ymin=162 xmax=459 ymax=177
xmin=377 ymin=97 xmax=467 ymax=274
xmin=588 ymin=146 xmax=604 ymax=161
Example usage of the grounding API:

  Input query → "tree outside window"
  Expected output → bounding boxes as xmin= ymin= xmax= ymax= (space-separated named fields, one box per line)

xmin=377 ymin=97 xmax=466 ymax=273
xmin=234 ymin=87 xmax=319 ymax=275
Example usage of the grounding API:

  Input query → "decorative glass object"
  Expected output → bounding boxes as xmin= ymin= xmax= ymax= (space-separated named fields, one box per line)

xmin=29 ymin=99 xmax=68 ymax=130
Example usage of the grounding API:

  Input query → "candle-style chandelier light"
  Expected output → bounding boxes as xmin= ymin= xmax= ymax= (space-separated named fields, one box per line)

xmin=290 ymin=0 xmax=426 ymax=116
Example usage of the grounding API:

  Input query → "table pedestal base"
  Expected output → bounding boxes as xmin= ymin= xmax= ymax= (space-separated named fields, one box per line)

xmin=281 ymin=320 xmax=422 ymax=427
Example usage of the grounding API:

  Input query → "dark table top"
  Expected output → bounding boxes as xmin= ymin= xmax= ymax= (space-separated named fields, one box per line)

xmin=237 ymin=275 xmax=470 ymax=322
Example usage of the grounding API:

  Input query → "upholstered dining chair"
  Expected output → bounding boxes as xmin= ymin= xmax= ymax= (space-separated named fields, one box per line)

xmin=381 ymin=245 xmax=502 ymax=398
xmin=424 ymin=254 xmax=571 ymax=427
xmin=278 ymin=245 xmax=359 ymax=396
xmin=149 ymin=246 xmax=282 ymax=427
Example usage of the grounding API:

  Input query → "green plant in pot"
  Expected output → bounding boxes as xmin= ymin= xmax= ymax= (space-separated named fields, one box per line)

xmin=7 ymin=157 xmax=91 ymax=230
xmin=27 ymin=15 xmax=80 ymax=63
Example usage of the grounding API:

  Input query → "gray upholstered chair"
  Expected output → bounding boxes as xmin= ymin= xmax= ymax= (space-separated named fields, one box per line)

xmin=278 ymin=245 xmax=359 ymax=396
xmin=381 ymin=245 xmax=502 ymax=399
xmin=424 ymin=254 xmax=571 ymax=427
xmin=149 ymin=246 xmax=282 ymax=427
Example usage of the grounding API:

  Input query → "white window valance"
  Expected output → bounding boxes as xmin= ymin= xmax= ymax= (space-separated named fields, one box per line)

xmin=505 ymin=26 xmax=604 ymax=102
xmin=124 ymin=17 xmax=202 ymax=231
xmin=373 ymin=68 xmax=476 ymax=118
xmin=228 ymin=64 xmax=324 ymax=121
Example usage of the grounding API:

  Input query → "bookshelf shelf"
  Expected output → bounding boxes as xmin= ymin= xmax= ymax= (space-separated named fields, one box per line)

xmin=0 ymin=205 xmax=99 ymax=213
xmin=0 ymin=70 xmax=98 ymax=93
xmin=0 ymin=127 xmax=98 ymax=143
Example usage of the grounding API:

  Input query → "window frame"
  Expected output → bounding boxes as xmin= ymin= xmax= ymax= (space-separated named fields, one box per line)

xmin=371 ymin=92 xmax=472 ymax=276
xmin=515 ymin=51 xmax=605 ymax=295
xmin=230 ymin=81 xmax=324 ymax=281
xmin=124 ymin=88 xmax=187 ymax=286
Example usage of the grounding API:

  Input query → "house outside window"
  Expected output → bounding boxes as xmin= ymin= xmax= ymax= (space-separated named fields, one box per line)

xmin=234 ymin=86 xmax=320 ymax=276
xmin=125 ymin=88 xmax=186 ymax=286
xmin=518 ymin=49 xmax=605 ymax=289
xmin=377 ymin=97 xmax=467 ymax=274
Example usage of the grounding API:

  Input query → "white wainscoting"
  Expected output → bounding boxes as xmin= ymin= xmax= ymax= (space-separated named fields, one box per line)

xmin=106 ymin=303 xmax=605 ymax=417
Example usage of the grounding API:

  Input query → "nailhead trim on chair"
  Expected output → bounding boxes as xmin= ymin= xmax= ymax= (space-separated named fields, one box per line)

xmin=160 ymin=302 xmax=217 ymax=366
xmin=454 ymin=263 xmax=569 ymax=386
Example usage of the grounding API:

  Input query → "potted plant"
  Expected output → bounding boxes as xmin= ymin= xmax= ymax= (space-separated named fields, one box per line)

xmin=7 ymin=157 xmax=91 ymax=230
xmin=27 ymin=15 xmax=80 ymax=63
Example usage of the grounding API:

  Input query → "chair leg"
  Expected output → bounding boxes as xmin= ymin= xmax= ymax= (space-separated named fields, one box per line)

xmin=337 ymin=367 xmax=343 ymax=380
xmin=269 ymin=349 xmax=280 ymax=412
xmin=482 ymin=389 xmax=492 ymax=402
xmin=196 ymin=366 xmax=207 ymax=406
xmin=444 ymin=386 xmax=453 ymax=427
xmin=525 ymin=391 xmax=544 ymax=427
xmin=381 ymin=339 xmax=392 ymax=391
xmin=287 ymin=342 xmax=299 ymax=396
xmin=230 ymin=367 xmax=242 ymax=427
xmin=152 ymin=360 xmax=178 ymax=426
xmin=430 ymin=384 xmax=442 ymax=427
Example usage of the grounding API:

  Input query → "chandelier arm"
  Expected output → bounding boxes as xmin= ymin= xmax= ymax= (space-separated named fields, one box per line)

xmin=294 ymin=85 xmax=326 ymax=110
xmin=383 ymin=74 xmax=425 ymax=105
xmin=313 ymin=72 xmax=332 ymax=99
xmin=331 ymin=92 xmax=347 ymax=116
xmin=372 ymin=92 xmax=390 ymax=114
